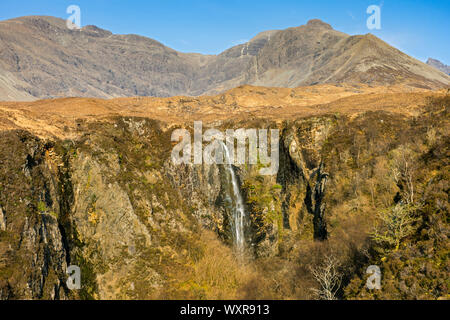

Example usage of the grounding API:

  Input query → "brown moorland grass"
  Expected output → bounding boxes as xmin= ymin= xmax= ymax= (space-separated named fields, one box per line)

xmin=0 ymin=84 xmax=447 ymax=139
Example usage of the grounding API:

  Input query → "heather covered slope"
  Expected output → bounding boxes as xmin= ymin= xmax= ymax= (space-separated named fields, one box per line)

xmin=0 ymin=16 xmax=448 ymax=101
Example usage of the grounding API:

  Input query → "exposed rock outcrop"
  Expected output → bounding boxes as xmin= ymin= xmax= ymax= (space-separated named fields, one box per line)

xmin=427 ymin=58 xmax=450 ymax=75
xmin=305 ymin=162 xmax=329 ymax=240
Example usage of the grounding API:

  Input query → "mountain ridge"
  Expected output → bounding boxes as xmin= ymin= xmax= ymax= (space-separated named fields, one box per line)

xmin=427 ymin=58 xmax=450 ymax=75
xmin=0 ymin=15 xmax=449 ymax=101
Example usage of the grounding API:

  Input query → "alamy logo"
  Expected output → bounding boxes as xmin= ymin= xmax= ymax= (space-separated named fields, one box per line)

xmin=366 ymin=265 xmax=382 ymax=290
xmin=66 ymin=5 xmax=81 ymax=30
xmin=171 ymin=121 xmax=279 ymax=175
xmin=366 ymin=5 xmax=381 ymax=30
xmin=66 ymin=265 xmax=81 ymax=290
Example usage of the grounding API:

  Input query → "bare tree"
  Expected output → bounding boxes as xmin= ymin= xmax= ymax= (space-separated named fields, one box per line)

xmin=391 ymin=145 xmax=416 ymax=204
xmin=309 ymin=255 xmax=342 ymax=300
xmin=426 ymin=127 xmax=437 ymax=147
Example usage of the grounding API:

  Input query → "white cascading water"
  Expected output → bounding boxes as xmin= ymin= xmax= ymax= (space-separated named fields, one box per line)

xmin=220 ymin=141 xmax=246 ymax=251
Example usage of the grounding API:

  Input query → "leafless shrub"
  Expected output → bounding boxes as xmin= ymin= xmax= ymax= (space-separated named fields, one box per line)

xmin=426 ymin=127 xmax=437 ymax=147
xmin=309 ymin=255 xmax=342 ymax=300
xmin=390 ymin=145 xmax=416 ymax=204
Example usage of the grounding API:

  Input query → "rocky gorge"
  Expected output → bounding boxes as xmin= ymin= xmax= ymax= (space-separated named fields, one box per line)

xmin=0 ymin=86 xmax=448 ymax=299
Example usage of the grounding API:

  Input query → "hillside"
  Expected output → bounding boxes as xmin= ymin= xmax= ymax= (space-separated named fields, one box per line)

xmin=0 ymin=16 xmax=449 ymax=101
xmin=0 ymin=84 xmax=443 ymax=139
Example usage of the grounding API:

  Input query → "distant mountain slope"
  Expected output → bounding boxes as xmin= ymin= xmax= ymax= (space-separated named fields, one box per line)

xmin=427 ymin=58 xmax=450 ymax=75
xmin=241 ymin=20 xmax=450 ymax=90
xmin=0 ymin=16 xmax=199 ymax=99
xmin=0 ymin=16 xmax=449 ymax=101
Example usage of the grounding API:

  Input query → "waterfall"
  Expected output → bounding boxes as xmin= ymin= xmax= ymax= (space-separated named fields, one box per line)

xmin=219 ymin=141 xmax=246 ymax=251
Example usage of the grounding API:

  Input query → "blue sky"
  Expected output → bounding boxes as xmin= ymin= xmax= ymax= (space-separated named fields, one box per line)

xmin=1 ymin=0 xmax=449 ymax=63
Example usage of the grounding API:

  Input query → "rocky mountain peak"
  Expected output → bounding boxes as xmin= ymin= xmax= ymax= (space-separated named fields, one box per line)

xmin=306 ymin=19 xmax=333 ymax=30
xmin=81 ymin=25 xmax=113 ymax=37
xmin=427 ymin=58 xmax=450 ymax=75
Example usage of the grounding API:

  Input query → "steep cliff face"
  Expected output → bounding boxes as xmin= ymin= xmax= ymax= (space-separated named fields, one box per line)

xmin=0 ymin=95 xmax=449 ymax=299
xmin=0 ymin=131 xmax=70 ymax=299
xmin=0 ymin=117 xmax=256 ymax=299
